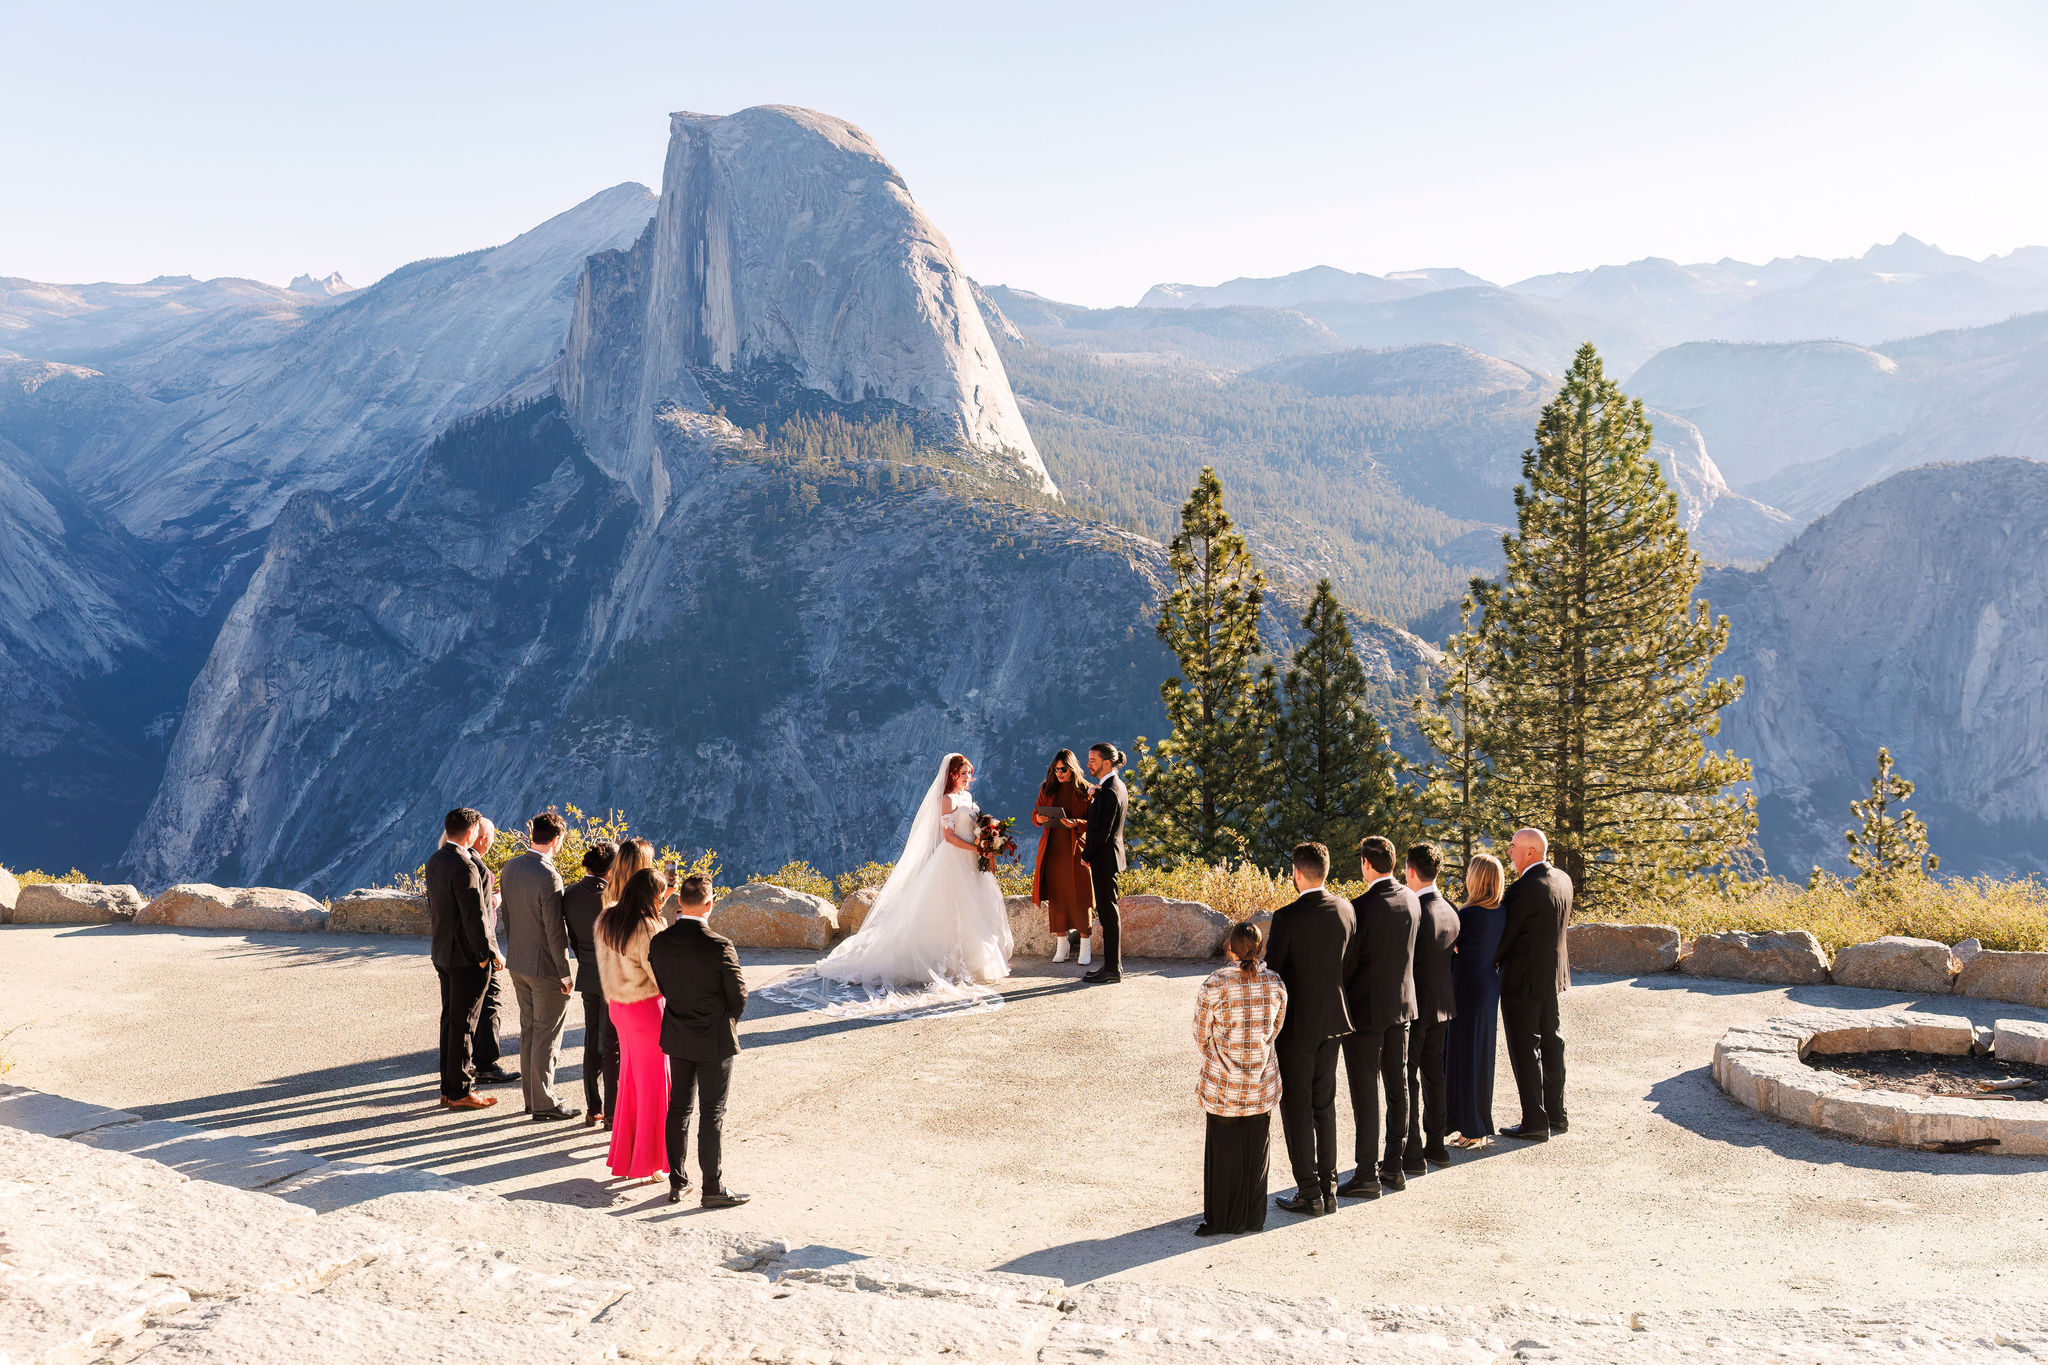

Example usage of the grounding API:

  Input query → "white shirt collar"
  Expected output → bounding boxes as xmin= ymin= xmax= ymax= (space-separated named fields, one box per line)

xmin=1523 ymin=859 xmax=1550 ymax=874
xmin=1368 ymin=875 xmax=1395 ymax=893
xmin=1412 ymin=881 xmax=1439 ymax=899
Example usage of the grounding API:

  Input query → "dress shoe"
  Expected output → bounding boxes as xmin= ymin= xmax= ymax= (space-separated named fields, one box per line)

xmin=1500 ymin=1123 xmax=1550 ymax=1142
xmin=475 ymin=1066 xmax=521 ymax=1086
xmin=701 ymin=1187 xmax=751 ymax=1208
xmin=1335 ymin=1176 xmax=1381 ymax=1199
xmin=668 ymin=1173 xmax=692 ymax=1205
xmin=1081 ymin=967 xmax=1122 ymax=984
xmin=1193 ymin=1221 xmax=1225 ymax=1237
xmin=440 ymin=1093 xmax=497 ymax=1110
xmin=1423 ymin=1145 xmax=1453 ymax=1167
xmin=1551 ymin=1117 xmax=1570 ymax=1134
xmin=583 ymin=1110 xmax=604 ymax=1127
xmin=1274 ymin=1191 xmax=1324 ymax=1216
xmin=531 ymin=1104 xmax=582 ymax=1122
xmin=1402 ymin=1156 xmax=1428 ymax=1174
xmin=1377 ymin=1165 xmax=1407 ymax=1192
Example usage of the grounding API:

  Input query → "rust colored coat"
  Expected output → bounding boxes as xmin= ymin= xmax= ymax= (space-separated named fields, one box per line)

xmin=1032 ymin=783 xmax=1095 ymax=935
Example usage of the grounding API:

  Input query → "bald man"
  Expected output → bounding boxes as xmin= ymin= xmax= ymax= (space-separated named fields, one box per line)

xmin=1494 ymin=828 xmax=1572 ymax=1140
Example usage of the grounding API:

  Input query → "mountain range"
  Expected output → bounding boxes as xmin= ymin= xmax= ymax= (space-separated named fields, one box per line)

xmin=2 ymin=106 xmax=2045 ymax=887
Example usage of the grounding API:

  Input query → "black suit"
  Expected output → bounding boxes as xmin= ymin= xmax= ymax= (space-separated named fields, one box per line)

xmin=1083 ymin=772 xmax=1129 ymax=973
xmin=1341 ymin=877 xmax=1419 ymax=1173
xmin=1495 ymin=860 xmax=1574 ymax=1130
xmin=562 ymin=873 xmax=618 ymax=1119
xmin=1404 ymin=886 xmax=1460 ymax=1157
xmin=425 ymin=843 xmax=493 ymax=1098
xmin=1265 ymin=887 xmax=1358 ymax=1198
xmin=469 ymin=852 xmax=506 ymax=1072
xmin=648 ymin=916 xmax=748 ymax=1187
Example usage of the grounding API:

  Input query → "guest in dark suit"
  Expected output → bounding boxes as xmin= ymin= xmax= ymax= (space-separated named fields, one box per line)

xmin=1081 ymin=742 xmax=1129 ymax=984
xmin=647 ymin=873 xmax=751 ymax=1209
xmin=1338 ymin=835 xmax=1420 ymax=1198
xmin=465 ymin=817 xmax=518 ymax=1087
xmin=1446 ymin=853 xmax=1507 ymax=1144
xmin=1401 ymin=842 xmax=1460 ymax=1171
xmin=562 ymin=840 xmax=620 ymax=1127
xmin=1496 ymin=828 xmax=1574 ymax=1140
xmin=426 ymin=807 xmax=498 ymax=1110
xmin=1265 ymin=841 xmax=1358 ymax=1216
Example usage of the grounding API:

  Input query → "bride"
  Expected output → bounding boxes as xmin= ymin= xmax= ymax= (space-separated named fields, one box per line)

xmin=763 ymin=753 xmax=1013 ymax=1017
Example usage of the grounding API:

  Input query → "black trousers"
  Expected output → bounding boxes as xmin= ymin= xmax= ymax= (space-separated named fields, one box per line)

xmin=665 ymin=1054 xmax=734 ymax=1187
xmin=472 ymin=963 xmax=505 ymax=1069
xmin=1500 ymin=992 xmax=1567 ymax=1129
xmin=579 ymin=989 xmax=619 ymax=1119
xmin=436 ymin=963 xmax=490 ymax=1098
xmin=1342 ymin=1023 xmax=1409 ymax=1170
xmin=1405 ymin=1019 xmax=1449 ymax=1155
xmin=1276 ymin=1035 xmax=1341 ymax=1196
xmin=1089 ymin=861 xmax=1122 ymax=972
xmin=1203 ymin=1111 xmax=1270 ymax=1233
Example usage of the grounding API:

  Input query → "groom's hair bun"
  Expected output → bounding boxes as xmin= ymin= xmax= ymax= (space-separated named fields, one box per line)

xmin=1089 ymin=742 xmax=1125 ymax=767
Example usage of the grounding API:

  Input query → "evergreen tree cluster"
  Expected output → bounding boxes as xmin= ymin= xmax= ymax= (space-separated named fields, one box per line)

xmin=1133 ymin=345 xmax=1762 ymax=910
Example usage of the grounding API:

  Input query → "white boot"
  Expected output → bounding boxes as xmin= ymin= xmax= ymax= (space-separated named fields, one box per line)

xmin=1078 ymin=937 xmax=1093 ymax=967
xmin=1053 ymin=934 xmax=1070 ymax=963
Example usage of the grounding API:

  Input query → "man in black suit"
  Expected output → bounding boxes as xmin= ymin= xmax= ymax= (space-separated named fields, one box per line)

xmin=647 ymin=873 xmax=751 ymax=1208
xmin=1338 ymin=835 xmax=1420 ymax=1197
xmin=561 ymin=839 xmax=618 ymax=1127
xmin=464 ymin=817 xmax=518 ymax=1087
xmin=1265 ymin=841 xmax=1358 ymax=1216
xmin=1496 ymin=827 xmax=1574 ymax=1140
xmin=1080 ymin=742 xmax=1129 ymax=984
xmin=1402 ymin=842 xmax=1460 ymax=1172
xmin=425 ymin=807 xmax=498 ymax=1110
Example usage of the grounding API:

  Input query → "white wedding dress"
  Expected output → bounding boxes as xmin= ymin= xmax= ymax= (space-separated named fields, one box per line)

xmin=762 ymin=753 xmax=1014 ymax=1018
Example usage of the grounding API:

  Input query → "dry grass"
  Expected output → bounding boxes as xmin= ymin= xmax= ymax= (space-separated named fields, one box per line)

xmin=1122 ymin=861 xmax=1300 ymax=922
xmin=13 ymin=868 xmax=89 ymax=887
xmin=1606 ymin=876 xmax=2048 ymax=953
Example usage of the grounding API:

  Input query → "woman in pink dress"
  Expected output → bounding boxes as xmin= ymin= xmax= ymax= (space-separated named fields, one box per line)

xmin=597 ymin=855 xmax=670 ymax=1182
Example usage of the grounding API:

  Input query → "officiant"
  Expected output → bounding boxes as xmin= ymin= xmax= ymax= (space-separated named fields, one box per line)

xmin=1032 ymin=749 xmax=1095 ymax=965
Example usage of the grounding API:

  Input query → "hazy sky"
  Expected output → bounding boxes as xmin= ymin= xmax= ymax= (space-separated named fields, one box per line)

xmin=6 ymin=1 xmax=2045 ymax=307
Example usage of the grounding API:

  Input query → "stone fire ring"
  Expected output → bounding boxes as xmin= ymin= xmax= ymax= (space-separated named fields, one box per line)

xmin=1713 ymin=1008 xmax=2048 ymax=1156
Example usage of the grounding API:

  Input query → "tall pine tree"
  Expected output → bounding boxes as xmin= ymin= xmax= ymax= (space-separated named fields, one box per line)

xmin=1471 ymin=344 xmax=1754 ymax=910
xmin=1414 ymin=594 xmax=1494 ymax=895
xmin=1271 ymin=578 xmax=1409 ymax=856
xmin=1132 ymin=468 xmax=1278 ymax=865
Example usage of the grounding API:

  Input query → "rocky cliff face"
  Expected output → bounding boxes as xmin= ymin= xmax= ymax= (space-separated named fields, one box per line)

xmin=1714 ymin=457 xmax=2048 ymax=875
xmin=561 ymin=107 xmax=1049 ymax=503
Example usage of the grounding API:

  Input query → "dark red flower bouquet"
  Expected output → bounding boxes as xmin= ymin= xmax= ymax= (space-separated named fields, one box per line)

xmin=976 ymin=813 xmax=1020 ymax=873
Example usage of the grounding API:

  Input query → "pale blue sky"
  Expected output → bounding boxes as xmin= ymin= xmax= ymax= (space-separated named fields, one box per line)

xmin=4 ymin=0 xmax=2045 ymax=306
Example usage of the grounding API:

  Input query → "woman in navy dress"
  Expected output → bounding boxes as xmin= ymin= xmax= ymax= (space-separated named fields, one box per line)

xmin=1445 ymin=853 xmax=1507 ymax=1144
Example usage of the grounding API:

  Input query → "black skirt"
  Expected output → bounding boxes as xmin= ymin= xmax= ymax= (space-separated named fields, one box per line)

xmin=1203 ymin=1110 xmax=1271 ymax=1233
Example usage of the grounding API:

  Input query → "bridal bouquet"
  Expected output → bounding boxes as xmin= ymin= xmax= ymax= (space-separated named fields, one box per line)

xmin=975 ymin=814 xmax=1020 ymax=873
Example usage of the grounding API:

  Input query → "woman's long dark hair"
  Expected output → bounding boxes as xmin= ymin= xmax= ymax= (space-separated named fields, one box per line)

xmin=1041 ymin=748 xmax=1084 ymax=798
xmin=599 ymin=866 xmax=668 ymax=954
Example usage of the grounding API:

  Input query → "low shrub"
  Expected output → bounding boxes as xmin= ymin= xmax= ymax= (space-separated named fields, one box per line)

xmin=15 ymin=868 xmax=90 ymax=887
xmin=1606 ymin=874 xmax=2048 ymax=954
xmin=750 ymin=861 xmax=835 ymax=901
xmin=1122 ymin=860 xmax=1295 ymax=922
xmin=833 ymin=862 xmax=894 ymax=899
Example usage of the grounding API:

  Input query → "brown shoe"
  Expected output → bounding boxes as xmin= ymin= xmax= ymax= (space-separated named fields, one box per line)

xmin=441 ymin=1093 xmax=498 ymax=1110
xmin=584 ymin=1110 xmax=604 ymax=1127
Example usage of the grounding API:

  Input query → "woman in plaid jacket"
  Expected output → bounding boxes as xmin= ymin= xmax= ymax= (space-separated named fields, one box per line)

xmin=1192 ymin=920 xmax=1288 ymax=1235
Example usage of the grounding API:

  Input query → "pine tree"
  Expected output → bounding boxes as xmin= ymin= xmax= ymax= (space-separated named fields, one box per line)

xmin=1271 ymin=579 xmax=1409 ymax=857
xmin=1470 ymin=344 xmax=1755 ymax=911
xmin=1414 ymin=595 xmax=1494 ymax=897
xmin=1845 ymin=747 xmax=1938 ymax=881
xmin=1132 ymin=468 xmax=1278 ymax=864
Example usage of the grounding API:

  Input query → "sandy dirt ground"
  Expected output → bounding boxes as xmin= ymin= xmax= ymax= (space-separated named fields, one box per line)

xmin=4 ymin=922 xmax=2045 ymax=1311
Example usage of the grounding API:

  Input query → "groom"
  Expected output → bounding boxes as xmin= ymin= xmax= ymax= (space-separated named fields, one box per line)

xmin=1081 ymin=742 xmax=1128 ymax=984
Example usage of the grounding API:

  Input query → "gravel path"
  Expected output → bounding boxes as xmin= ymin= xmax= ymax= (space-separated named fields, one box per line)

xmin=4 ymin=923 xmax=2045 ymax=1314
